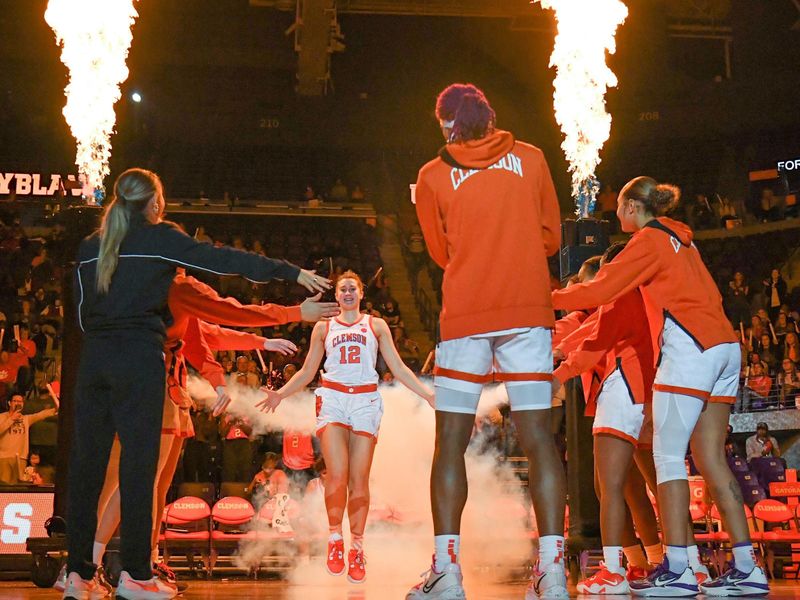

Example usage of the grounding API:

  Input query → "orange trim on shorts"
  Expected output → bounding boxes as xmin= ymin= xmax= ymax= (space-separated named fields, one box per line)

xmin=433 ymin=366 xmax=492 ymax=384
xmin=494 ymin=372 xmax=553 ymax=383
xmin=317 ymin=422 xmax=377 ymax=442
xmin=321 ymin=379 xmax=378 ymax=394
xmin=652 ymin=383 xmax=711 ymax=401
xmin=709 ymin=395 xmax=736 ymax=405
xmin=592 ymin=427 xmax=639 ymax=446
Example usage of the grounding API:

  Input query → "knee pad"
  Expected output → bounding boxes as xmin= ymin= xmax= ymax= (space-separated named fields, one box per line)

xmin=434 ymin=386 xmax=481 ymax=415
xmin=652 ymin=391 xmax=704 ymax=484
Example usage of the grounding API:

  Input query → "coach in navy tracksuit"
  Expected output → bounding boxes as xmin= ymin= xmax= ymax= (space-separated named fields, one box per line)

xmin=64 ymin=168 xmax=329 ymax=596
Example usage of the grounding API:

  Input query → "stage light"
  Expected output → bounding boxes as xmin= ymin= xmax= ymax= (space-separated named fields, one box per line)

xmin=131 ymin=92 xmax=142 ymax=103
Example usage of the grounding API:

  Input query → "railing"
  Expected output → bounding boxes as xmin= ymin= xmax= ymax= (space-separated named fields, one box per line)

xmin=734 ymin=379 xmax=799 ymax=413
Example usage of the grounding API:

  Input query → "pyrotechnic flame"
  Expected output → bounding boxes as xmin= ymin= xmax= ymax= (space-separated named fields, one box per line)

xmin=536 ymin=0 xmax=628 ymax=217
xmin=45 ymin=0 xmax=139 ymax=199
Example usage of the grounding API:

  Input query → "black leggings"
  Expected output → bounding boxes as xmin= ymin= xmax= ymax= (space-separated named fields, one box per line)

xmin=67 ymin=336 xmax=164 ymax=581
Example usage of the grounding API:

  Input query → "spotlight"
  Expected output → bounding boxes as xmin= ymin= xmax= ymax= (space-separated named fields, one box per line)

xmin=131 ymin=92 xmax=142 ymax=103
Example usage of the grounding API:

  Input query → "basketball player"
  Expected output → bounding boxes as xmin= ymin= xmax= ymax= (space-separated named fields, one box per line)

xmin=258 ymin=271 xmax=434 ymax=585
xmin=552 ymin=177 xmax=768 ymax=596
xmin=407 ymin=83 xmax=564 ymax=600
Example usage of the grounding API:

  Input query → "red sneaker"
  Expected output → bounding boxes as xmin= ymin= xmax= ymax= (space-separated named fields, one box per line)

xmin=577 ymin=564 xmax=629 ymax=595
xmin=347 ymin=548 xmax=366 ymax=584
xmin=326 ymin=539 xmax=345 ymax=576
xmin=626 ymin=564 xmax=652 ymax=582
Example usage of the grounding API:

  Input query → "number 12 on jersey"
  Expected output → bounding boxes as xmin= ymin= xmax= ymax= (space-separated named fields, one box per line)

xmin=339 ymin=346 xmax=361 ymax=364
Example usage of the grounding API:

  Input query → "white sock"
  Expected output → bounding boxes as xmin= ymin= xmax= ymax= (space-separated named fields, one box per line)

xmin=434 ymin=535 xmax=460 ymax=572
xmin=92 ymin=542 xmax=107 ymax=566
xmin=665 ymin=545 xmax=688 ymax=573
xmin=687 ymin=545 xmax=703 ymax=571
xmin=328 ymin=532 xmax=343 ymax=543
xmin=645 ymin=543 xmax=664 ymax=566
xmin=603 ymin=546 xmax=624 ymax=573
xmin=732 ymin=542 xmax=756 ymax=572
xmin=539 ymin=535 xmax=565 ymax=566
xmin=624 ymin=544 xmax=649 ymax=569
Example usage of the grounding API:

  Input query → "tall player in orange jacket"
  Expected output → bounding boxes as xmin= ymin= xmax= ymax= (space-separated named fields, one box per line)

xmin=408 ymin=83 xmax=566 ymax=600
xmin=552 ymin=177 xmax=767 ymax=597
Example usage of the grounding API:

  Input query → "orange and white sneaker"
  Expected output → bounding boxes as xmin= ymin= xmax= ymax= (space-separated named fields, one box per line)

xmin=115 ymin=571 xmax=177 ymax=600
xmin=577 ymin=563 xmax=630 ymax=595
xmin=627 ymin=565 xmax=653 ymax=583
xmin=62 ymin=571 xmax=111 ymax=600
xmin=694 ymin=563 xmax=710 ymax=586
xmin=348 ymin=548 xmax=367 ymax=584
xmin=326 ymin=538 xmax=346 ymax=576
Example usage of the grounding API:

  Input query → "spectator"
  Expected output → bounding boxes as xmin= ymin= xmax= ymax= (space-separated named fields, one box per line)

xmin=350 ymin=184 xmax=366 ymax=203
xmin=724 ymin=425 xmax=741 ymax=458
xmin=784 ymin=332 xmax=800 ymax=364
xmin=746 ymin=423 xmax=780 ymax=460
xmin=281 ymin=430 xmax=317 ymax=497
xmin=747 ymin=352 xmax=768 ymax=375
xmin=393 ymin=327 xmax=421 ymax=370
xmin=749 ymin=315 xmax=765 ymax=342
xmin=778 ymin=359 xmax=800 ymax=407
xmin=0 ymin=394 xmax=57 ymax=484
xmin=381 ymin=300 xmax=402 ymax=330
xmin=758 ymin=189 xmax=781 ymax=222
xmin=20 ymin=450 xmax=44 ymax=485
xmin=235 ymin=355 xmax=250 ymax=386
xmin=283 ymin=363 xmax=297 ymax=382
xmin=193 ymin=226 xmax=212 ymax=244
xmin=774 ymin=312 xmax=792 ymax=342
xmin=763 ymin=269 xmax=788 ymax=321
xmin=744 ymin=363 xmax=773 ymax=410
xmin=362 ymin=301 xmax=381 ymax=318
xmin=249 ymin=452 xmax=289 ymax=506
xmin=406 ymin=225 xmax=427 ymax=287
xmin=183 ymin=410 xmax=218 ymax=483
xmin=758 ymin=333 xmax=780 ymax=374
xmin=329 ymin=179 xmax=349 ymax=203
xmin=220 ymin=414 xmax=253 ymax=482
xmin=716 ymin=196 xmax=739 ymax=227
xmin=726 ymin=272 xmax=750 ymax=329
xmin=245 ymin=360 xmax=261 ymax=389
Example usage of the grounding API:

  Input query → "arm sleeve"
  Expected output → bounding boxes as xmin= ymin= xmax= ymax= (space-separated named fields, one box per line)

xmin=537 ymin=152 xmax=562 ymax=257
xmin=414 ymin=171 xmax=448 ymax=269
xmin=557 ymin=311 xmax=600 ymax=357
xmin=554 ymin=303 xmax=622 ymax=384
xmin=171 ymin=276 xmax=302 ymax=327
xmin=199 ymin=321 xmax=267 ymax=352
xmin=552 ymin=312 xmax=587 ymax=348
xmin=552 ymin=235 xmax=660 ymax=312
xmin=181 ymin=319 xmax=227 ymax=389
xmin=157 ymin=223 xmax=301 ymax=284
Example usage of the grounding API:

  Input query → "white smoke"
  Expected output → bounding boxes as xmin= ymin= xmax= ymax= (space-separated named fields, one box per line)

xmin=187 ymin=378 xmax=534 ymax=594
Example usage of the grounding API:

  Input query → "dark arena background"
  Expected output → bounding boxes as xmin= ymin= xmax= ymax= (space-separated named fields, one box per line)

xmin=1 ymin=0 xmax=800 ymax=598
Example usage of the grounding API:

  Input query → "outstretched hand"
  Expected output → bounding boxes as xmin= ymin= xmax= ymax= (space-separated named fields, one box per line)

xmin=211 ymin=385 xmax=232 ymax=417
xmin=264 ymin=338 xmax=298 ymax=356
xmin=300 ymin=293 xmax=340 ymax=322
xmin=297 ymin=269 xmax=332 ymax=294
xmin=256 ymin=387 xmax=283 ymax=413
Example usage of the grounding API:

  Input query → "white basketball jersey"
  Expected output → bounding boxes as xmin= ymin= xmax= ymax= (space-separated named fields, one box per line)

xmin=322 ymin=315 xmax=379 ymax=386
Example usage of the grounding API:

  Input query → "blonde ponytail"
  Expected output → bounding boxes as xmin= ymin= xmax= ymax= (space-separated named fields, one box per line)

xmin=95 ymin=168 xmax=163 ymax=293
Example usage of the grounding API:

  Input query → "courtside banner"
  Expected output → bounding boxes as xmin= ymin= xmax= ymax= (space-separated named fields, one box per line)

xmin=0 ymin=492 xmax=53 ymax=554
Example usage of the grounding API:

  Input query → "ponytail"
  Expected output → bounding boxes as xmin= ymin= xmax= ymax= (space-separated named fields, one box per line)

xmin=95 ymin=168 xmax=163 ymax=293
xmin=436 ymin=83 xmax=496 ymax=143
xmin=621 ymin=176 xmax=681 ymax=217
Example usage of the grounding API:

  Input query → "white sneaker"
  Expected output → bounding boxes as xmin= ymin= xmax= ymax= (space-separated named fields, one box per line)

xmin=630 ymin=559 xmax=698 ymax=597
xmin=116 ymin=571 xmax=177 ymax=600
xmin=62 ymin=571 xmax=111 ymax=600
xmin=54 ymin=565 xmax=67 ymax=592
xmin=406 ymin=561 xmax=466 ymax=600
xmin=526 ymin=562 xmax=569 ymax=599
xmin=699 ymin=565 xmax=769 ymax=596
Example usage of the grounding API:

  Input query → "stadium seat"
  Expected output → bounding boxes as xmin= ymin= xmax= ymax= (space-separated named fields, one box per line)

xmin=210 ymin=496 xmax=256 ymax=573
xmin=178 ymin=482 xmax=216 ymax=506
xmin=162 ymin=496 xmax=212 ymax=573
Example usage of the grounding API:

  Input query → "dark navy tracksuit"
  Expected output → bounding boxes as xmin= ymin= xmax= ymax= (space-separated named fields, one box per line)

xmin=68 ymin=214 xmax=300 ymax=580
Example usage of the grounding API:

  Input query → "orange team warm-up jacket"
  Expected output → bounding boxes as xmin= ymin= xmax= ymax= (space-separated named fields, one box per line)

xmin=554 ymin=289 xmax=656 ymax=415
xmin=552 ymin=217 xmax=737 ymax=356
xmin=415 ymin=130 xmax=561 ymax=341
xmin=165 ymin=273 xmax=303 ymax=391
xmin=551 ymin=309 xmax=603 ymax=412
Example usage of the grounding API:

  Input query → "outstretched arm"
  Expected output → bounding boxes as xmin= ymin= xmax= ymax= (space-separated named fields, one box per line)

xmin=256 ymin=321 xmax=328 ymax=412
xmin=373 ymin=318 xmax=434 ymax=407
